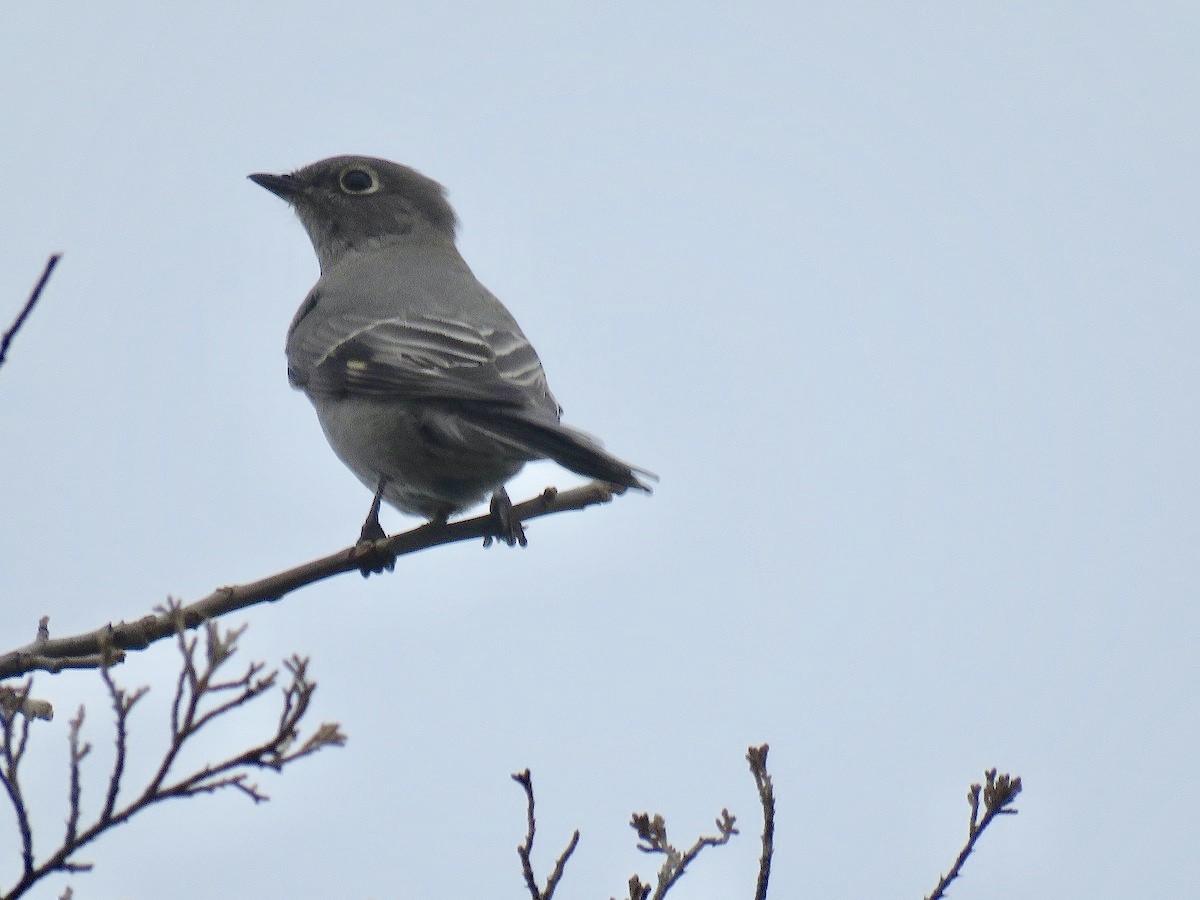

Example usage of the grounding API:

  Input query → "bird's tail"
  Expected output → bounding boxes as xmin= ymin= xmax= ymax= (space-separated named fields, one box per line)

xmin=467 ymin=410 xmax=656 ymax=492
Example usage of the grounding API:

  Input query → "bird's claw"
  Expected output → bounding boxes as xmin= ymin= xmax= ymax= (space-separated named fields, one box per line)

xmin=484 ymin=487 xmax=527 ymax=548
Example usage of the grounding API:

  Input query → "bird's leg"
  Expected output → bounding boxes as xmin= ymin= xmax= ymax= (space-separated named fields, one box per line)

xmin=484 ymin=486 xmax=527 ymax=548
xmin=359 ymin=478 xmax=388 ymax=543
xmin=356 ymin=477 xmax=395 ymax=576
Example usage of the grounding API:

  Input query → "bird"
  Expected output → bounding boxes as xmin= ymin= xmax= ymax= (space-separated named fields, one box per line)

xmin=249 ymin=156 xmax=653 ymax=560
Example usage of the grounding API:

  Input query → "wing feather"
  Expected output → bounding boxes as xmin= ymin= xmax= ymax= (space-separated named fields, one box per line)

xmin=289 ymin=310 xmax=555 ymax=411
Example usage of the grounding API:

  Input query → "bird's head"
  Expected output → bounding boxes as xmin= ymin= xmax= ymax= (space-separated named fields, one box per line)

xmin=250 ymin=155 xmax=458 ymax=270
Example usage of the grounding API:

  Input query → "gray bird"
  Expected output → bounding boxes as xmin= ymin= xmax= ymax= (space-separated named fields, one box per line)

xmin=249 ymin=156 xmax=652 ymax=555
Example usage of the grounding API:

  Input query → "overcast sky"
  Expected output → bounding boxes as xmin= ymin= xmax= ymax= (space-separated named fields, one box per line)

xmin=2 ymin=3 xmax=1197 ymax=898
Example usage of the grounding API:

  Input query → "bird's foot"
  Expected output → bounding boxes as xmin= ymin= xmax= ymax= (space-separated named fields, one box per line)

xmin=484 ymin=487 xmax=527 ymax=548
xmin=355 ymin=478 xmax=395 ymax=576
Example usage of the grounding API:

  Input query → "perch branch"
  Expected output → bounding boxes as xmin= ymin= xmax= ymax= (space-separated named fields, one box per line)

xmin=0 ymin=481 xmax=624 ymax=680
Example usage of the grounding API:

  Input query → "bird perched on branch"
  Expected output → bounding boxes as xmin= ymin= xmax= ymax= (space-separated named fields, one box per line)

xmin=250 ymin=156 xmax=653 ymax=557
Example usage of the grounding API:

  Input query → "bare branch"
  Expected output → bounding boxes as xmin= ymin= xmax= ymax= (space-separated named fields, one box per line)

xmin=0 ymin=481 xmax=626 ymax=681
xmin=64 ymin=708 xmax=89 ymax=848
xmin=5 ymin=655 xmax=116 ymax=677
xmin=511 ymin=769 xmax=580 ymax=900
xmin=1 ymin=255 xmax=60 ymax=371
xmin=627 ymin=805 xmax=738 ymax=899
xmin=925 ymin=768 xmax=1023 ymax=900
xmin=1 ymin=622 xmax=343 ymax=898
xmin=746 ymin=743 xmax=774 ymax=900
xmin=0 ymin=680 xmax=37 ymax=877
xmin=611 ymin=749 xmax=779 ymax=900
xmin=97 ymin=663 xmax=148 ymax=825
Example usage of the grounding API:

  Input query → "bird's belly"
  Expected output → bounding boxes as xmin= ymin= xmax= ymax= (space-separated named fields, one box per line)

xmin=310 ymin=396 xmax=527 ymax=520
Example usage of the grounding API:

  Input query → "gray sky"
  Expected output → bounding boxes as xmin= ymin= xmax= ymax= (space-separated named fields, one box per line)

xmin=2 ymin=2 xmax=1197 ymax=897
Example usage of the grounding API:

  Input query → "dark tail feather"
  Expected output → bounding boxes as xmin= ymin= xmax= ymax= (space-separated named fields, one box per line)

xmin=471 ymin=410 xmax=656 ymax=492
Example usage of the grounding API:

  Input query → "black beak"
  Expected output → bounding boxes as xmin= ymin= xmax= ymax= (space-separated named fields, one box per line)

xmin=248 ymin=172 xmax=303 ymax=200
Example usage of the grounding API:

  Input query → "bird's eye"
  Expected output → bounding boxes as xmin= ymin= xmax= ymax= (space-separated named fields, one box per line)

xmin=339 ymin=168 xmax=378 ymax=194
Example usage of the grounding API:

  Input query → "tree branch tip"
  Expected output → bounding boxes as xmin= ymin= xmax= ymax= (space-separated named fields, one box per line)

xmin=294 ymin=722 xmax=347 ymax=755
xmin=746 ymin=742 xmax=770 ymax=769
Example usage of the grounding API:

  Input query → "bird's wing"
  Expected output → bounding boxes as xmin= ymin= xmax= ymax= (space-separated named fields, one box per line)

xmin=288 ymin=304 xmax=555 ymax=411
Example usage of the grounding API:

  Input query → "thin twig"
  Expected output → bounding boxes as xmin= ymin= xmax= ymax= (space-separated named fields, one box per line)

xmin=0 ymin=481 xmax=626 ymax=680
xmin=925 ymin=768 xmax=1023 ymax=900
xmin=746 ymin=744 xmax=774 ymax=900
xmin=64 ymin=708 xmax=88 ymax=847
xmin=512 ymin=769 xmax=580 ymax=900
xmin=0 ymin=681 xmax=37 ymax=877
xmin=1 ymin=255 xmax=60 ymax=370
xmin=514 ymin=769 xmax=540 ymax=900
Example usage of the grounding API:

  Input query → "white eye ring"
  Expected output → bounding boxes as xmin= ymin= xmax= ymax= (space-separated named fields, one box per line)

xmin=339 ymin=167 xmax=380 ymax=195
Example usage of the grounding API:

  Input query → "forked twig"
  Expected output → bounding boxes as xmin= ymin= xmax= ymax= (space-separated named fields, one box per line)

xmin=512 ymin=769 xmax=580 ymax=900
